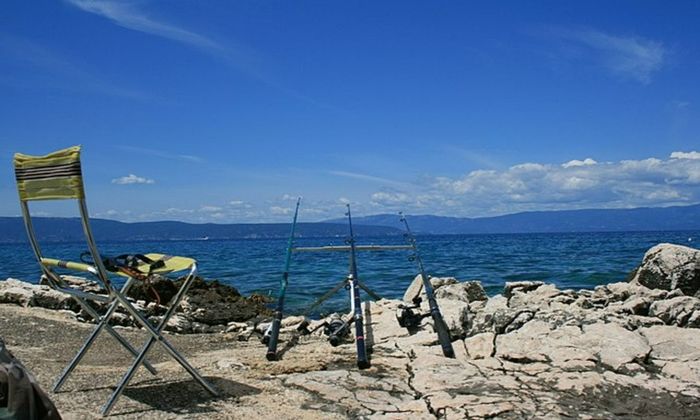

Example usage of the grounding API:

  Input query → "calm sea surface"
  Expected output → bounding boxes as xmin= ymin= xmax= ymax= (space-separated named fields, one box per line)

xmin=1 ymin=231 xmax=698 ymax=316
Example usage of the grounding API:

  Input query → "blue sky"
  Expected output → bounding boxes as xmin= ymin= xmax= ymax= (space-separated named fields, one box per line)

xmin=1 ymin=1 xmax=699 ymax=222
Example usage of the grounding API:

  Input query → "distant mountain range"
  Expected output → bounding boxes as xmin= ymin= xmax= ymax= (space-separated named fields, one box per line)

xmin=1 ymin=203 xmax=698 ymax=243
xmin=327 ymin=203 xmax=700 ymax=234
xmin=0 ymin=218 xmax=401 ymax=244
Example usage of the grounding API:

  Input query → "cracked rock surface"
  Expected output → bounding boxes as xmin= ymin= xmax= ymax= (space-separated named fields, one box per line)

xmin=2 ymin=276 xmax=700 ymax=418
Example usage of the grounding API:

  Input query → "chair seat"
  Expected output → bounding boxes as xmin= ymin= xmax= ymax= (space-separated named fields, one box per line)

xmin=41 ymin=253 xmax=195 ymax=277
xmin=115 ymin=253 xmax=195 ymax=276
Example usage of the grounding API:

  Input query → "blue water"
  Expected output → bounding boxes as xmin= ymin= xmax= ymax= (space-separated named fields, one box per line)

xmin=1 ymin=231 xmax=698 ymax=316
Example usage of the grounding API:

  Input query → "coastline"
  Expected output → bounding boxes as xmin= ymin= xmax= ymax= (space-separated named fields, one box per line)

xmin=1 ymin=243 xmax=699 ymax=418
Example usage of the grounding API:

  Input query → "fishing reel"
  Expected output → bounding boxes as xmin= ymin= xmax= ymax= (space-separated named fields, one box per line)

xmin=324 ymin=314 xmax=350 ymax=346
xmin=396 ymin=298 xmax=429 ymax=329
xmin=295 ymin=318 xmax=311 ymax=335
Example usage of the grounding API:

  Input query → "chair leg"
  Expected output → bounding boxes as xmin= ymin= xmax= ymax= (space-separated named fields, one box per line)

xmin=73 ymin=295 xmax=159 ymax=374
xmin=100 ymin=270 xmax=218 ymax=416
xmin=53 ymin=281 xmax=158 ymax=392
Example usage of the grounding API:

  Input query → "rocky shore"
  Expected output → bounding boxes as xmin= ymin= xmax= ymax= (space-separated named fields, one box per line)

xmin=1 ymin=242 xmax=699 ymax=418
xmin=0 ymin=275 xmax=272 ymax=334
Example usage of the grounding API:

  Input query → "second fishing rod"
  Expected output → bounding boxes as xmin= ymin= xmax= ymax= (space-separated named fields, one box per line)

xmin=347 ymin=204 xmax=370 ymax=369
xmin=262 ymin=197 xmax=301 ymax=361
xmin=331 ymin=204 xmax=371 ymax=369
xmin=397 ymin=212 xmax=455 ymax=358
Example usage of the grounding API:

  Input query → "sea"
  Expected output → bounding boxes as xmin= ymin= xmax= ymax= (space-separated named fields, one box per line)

xmin=1 ymin=230 xmax=698 ymax=316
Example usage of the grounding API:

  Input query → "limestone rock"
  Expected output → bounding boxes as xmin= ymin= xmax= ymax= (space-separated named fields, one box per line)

xmin=649 ymin=296 xmax=700 ymax=327
xmin=0 ymin=281 xmax=34 ymax=306
xmin=41 ymin=275 xmax=104 ymax=294
xmin=508 ymin=284 xmax=563 ymax=309
xmin=503 ymin=310 xmax=535 ymax=333
xmin=467 ymin=294 xmax=508 ymax=335
xmin=164 ymin=313 xmax=193 ymax=333
xmin=225 ymin=321 xmax=249 ymax=333
xmin=641 ymin=325 xmax=700 ymax=362
xmin=402 ymin=275 xmax=457 ymax=303
xmin=0 ymin=278 xmax=77 ymax=310
xmin=580 ymin=322 xmax=651 ymax=371
xmin=630 ymin=243 xmax=700 ymax=296
xmin=495 ymin=320 xmax=651 ymax=372
xmin=503 ymin=281 xmax=544 ymax=298
xmin=434 ymin=280 xmax=487 ymax=302
xmin=464 ymin=332 xmax=495 ymax=359
xmin=433 ymin=298 xmax=470 ymax=337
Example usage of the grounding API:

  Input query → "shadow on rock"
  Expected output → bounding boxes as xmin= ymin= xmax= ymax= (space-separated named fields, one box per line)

xmin=119 ymin=376 xmax=259 ymax=415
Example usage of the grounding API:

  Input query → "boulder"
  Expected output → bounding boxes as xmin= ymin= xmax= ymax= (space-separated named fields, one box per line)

xmin=402 ymin=275 xmax=457 ymax=302
xmin=163 ymin=313 xmax=193 ymax=333
xmin=434 ymin=280 xmax=487 ymax=303
xmin=641 ymin=325 xmax=700 ymax=362
xmin=179 ymin=277 xmax=271 ymax=325
xmin=40 ymin=275 xmax=104 ymax=294
xmin=648 ymin=296 xmax=700 ymax=327
xmin=0 ymin=279 xmax=77 ymax=310
xmin=467 ymin=295 xmax=515 ymax=335
xmin=433 ymin=298 xmax=470 ymax=337
xmin=0 ymin=279 xmax=35 ymax=306
xmin=580 ymin=322 xmax=651 ymax=371
xmin=504 ymin=281 xmax=544 ymax=298
xmin=508 ymin=284 xmax=562 ymax=308
xmin=630 ymin=243 xmax=700 ymax=296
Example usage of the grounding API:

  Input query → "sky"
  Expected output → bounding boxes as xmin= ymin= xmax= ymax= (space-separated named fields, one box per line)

xmin=1 ymin=0 xmax=699 ymax=223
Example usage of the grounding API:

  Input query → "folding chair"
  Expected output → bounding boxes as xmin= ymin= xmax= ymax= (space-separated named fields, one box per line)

xmin=13 ymin=146 xmax=218 ymax=415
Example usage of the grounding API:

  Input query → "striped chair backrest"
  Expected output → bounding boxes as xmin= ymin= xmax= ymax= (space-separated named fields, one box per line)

xmin=14 ymin=146 xmax=85 ymax=201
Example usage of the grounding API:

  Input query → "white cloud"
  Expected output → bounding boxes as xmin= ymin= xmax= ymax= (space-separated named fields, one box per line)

xmin=64 ymin=0 xmax=274 ymax=88
xmin=338 ymin=197 xmax=351 ymax=204
xmin=229 ymin=200 xmax=253 ymax=208
xmin=371 ymin=192 xmax=411 ymax=206
xmin=562 ymin=158 xmax=597 ymax=168
xmin=431 ymin=152 xmax=700 ymax=215
xmin=66 ymin=0 xmax=226 ymax=54
xmin=164 ymin=207 xmax=195 ymax=215
xmin=553 ymin=27 xmax=666 ymax=84
xmin=671 ymin=151 xmax=700 ymax=160
xmin=200 ymin=205 xmax=223 ymax=213
xmin=111 ymin=174 xmax=155 ymax=185
xmin=270 ymin=206 xmax=293 ymax=215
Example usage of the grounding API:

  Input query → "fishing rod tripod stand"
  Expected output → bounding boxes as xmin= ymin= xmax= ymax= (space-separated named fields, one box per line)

xmin=295 ymin=271 xmax=381 ymax=340
xmin=292 ymin=243 xmax=411 ymax=368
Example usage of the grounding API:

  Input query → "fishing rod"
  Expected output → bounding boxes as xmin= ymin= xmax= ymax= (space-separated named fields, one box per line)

xmin=262 ymin=197 xmax=301 ymax=361
xmin=345 ymin=204 xmax=370 ymax=369
xmin=396 ymin=212 xmax=455 ymax=358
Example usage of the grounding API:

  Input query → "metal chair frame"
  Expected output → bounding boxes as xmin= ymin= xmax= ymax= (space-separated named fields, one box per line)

xmin=14 ymin=147 xmax=218 ymax=415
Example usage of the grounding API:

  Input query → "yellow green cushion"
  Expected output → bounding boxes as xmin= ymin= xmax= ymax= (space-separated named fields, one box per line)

xmin=41 ymin=254 xmax=195 ymax=277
